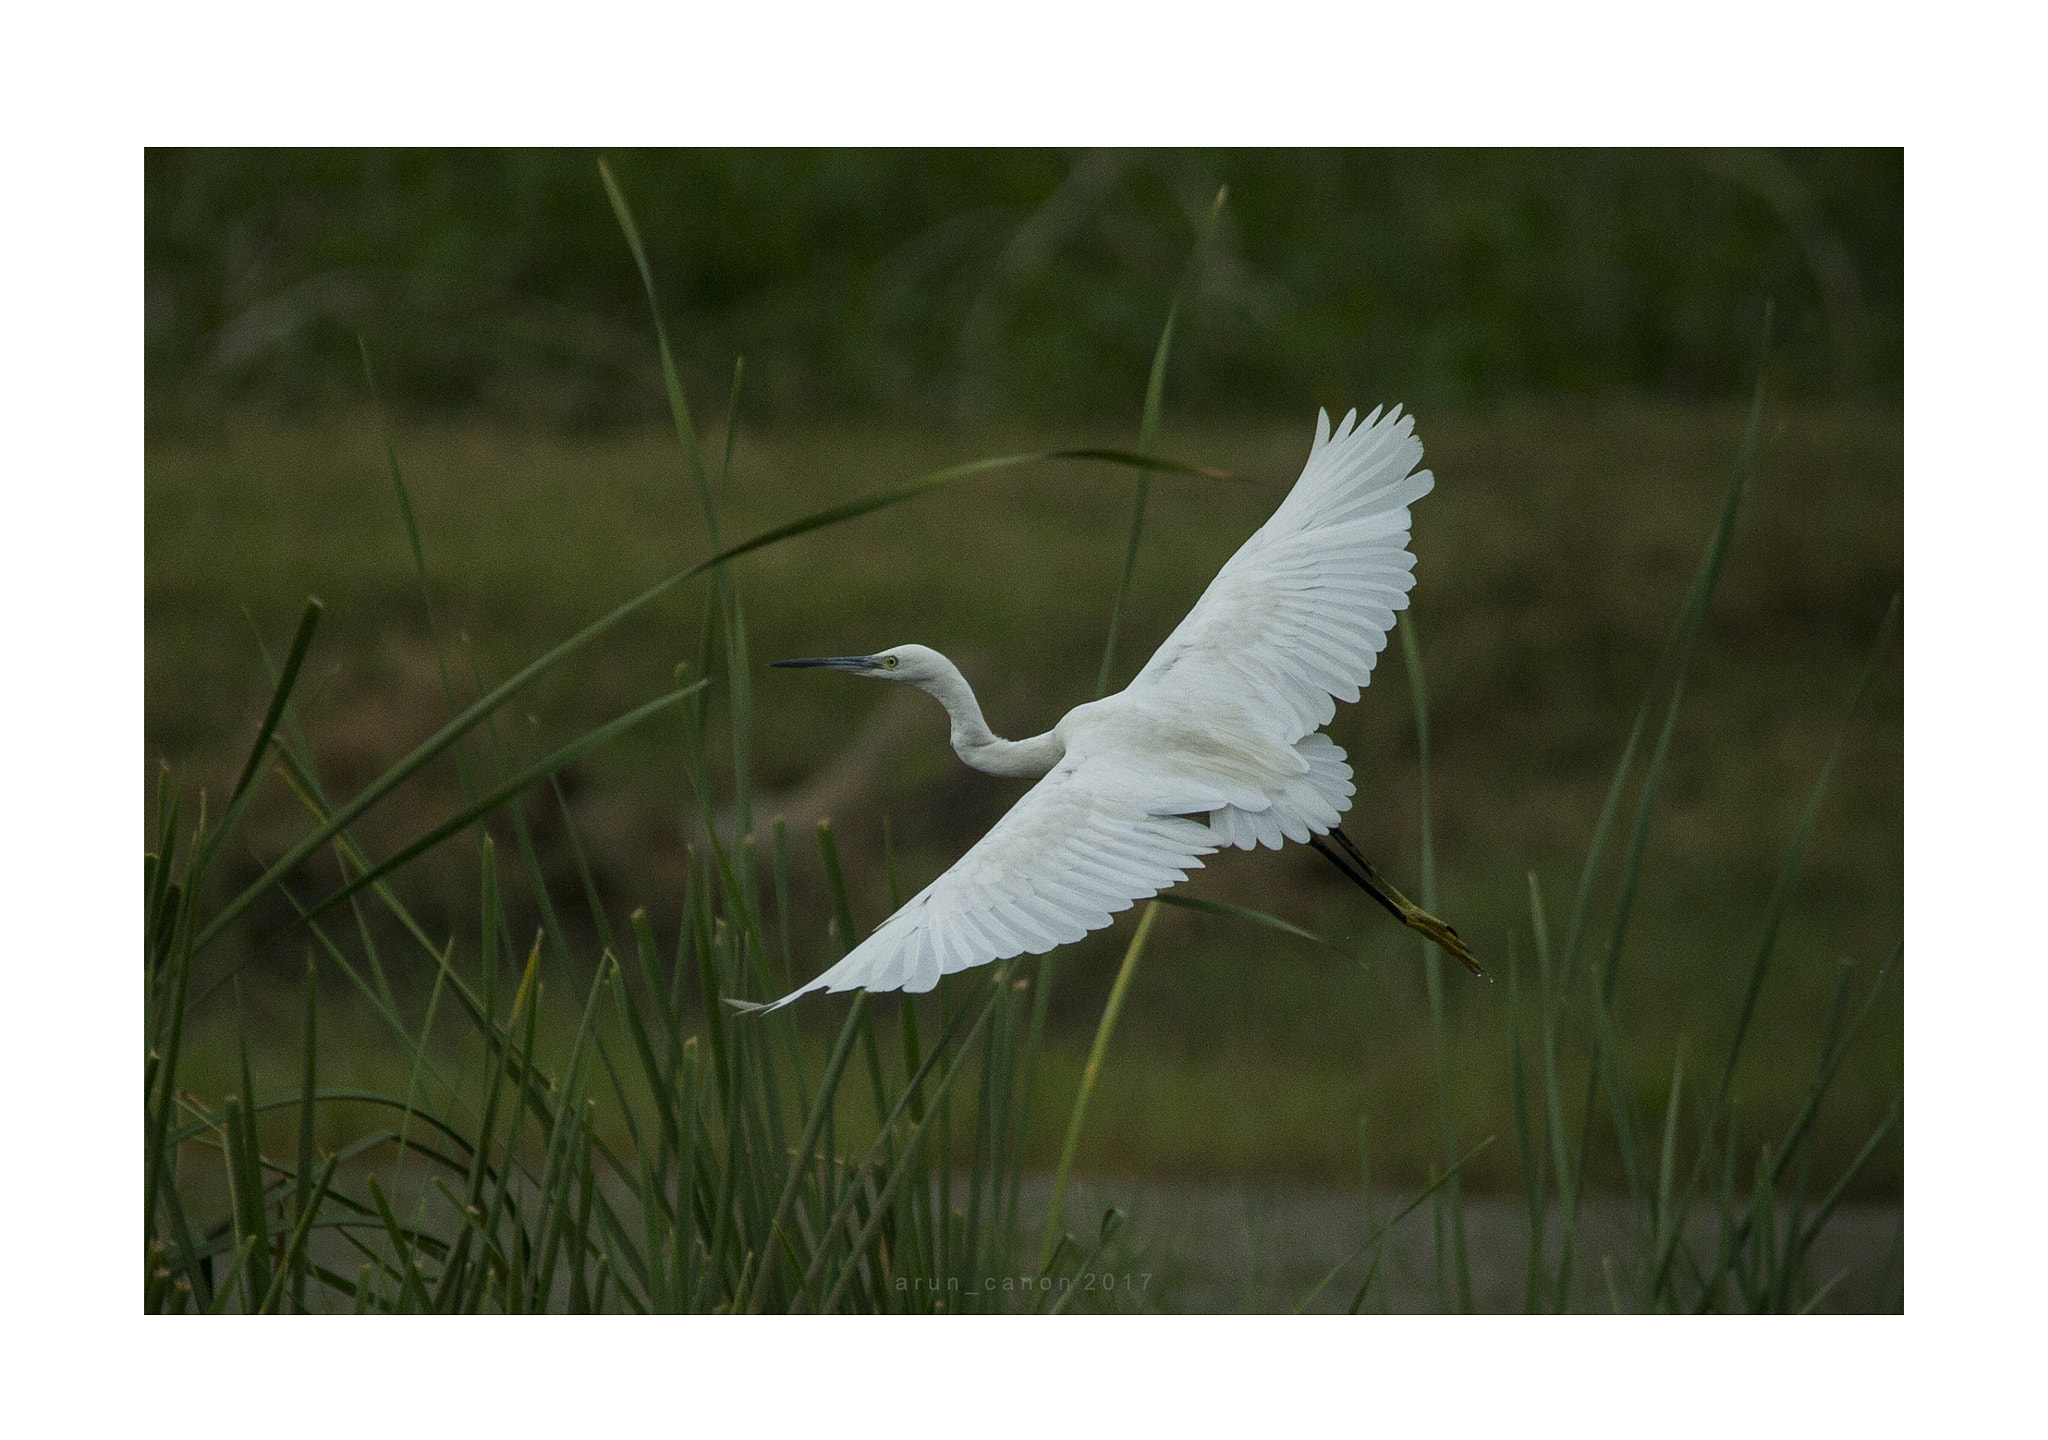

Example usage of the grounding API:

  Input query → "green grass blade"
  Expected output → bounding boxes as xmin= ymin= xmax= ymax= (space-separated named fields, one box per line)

xmin=1154 ymin=892 xmax=1356 ymax=962
xmin=145 ymin=892 xmax=197 ymax=1289
xmin=745 ymin=991 xmax=872 ymax=1313
xmin=1774 ymin=942 xmax=1900 ymax=1178
xmin=707 ymin=446 xmax=1237 ymax=587
xmin=1649 ymin=1044 xmax=1687 ymax=1305
xmin=291 ymin=954 xmax=318 ymax=1311
xmin=1797 ymin=1100 xmax=1899 ymax=1259
xmin=597 ymin=158 xmax=716 ymax=546
xmin=615 ymin=912 xmax=684 ymax=1159
xmin=192 ymin=597 xmax=321 ymax=883
xmin=1000 ymin=955 xmax=1055 ymax=1259
xmin=769 ymin=818 xmax=796 ymax=991
xmin=1715 ymin=595 xmax=1900 ymax=1114
xmin=814 ymin=820 xmax=894 ymax=1135
xmin=385 ymin=947 xmax=451 ymax=1201
xmin=229 ymin=990 xmax=274 ymax=1309
xmin=1587 ymin=673 xmax=1692 ymax=1203
xmin=366 ymin=1174 xmax=433 ymax=1312
xmin=1506 ymin=940 xmax=1547 ymax=1312
xmin=1048 ymin=1208 xmax=1127 ymax=1314
xmin=721 ymin=356 xmax=744 ymax=496
xmin=206 ymin=1236 xmax=261 ymax=1315
xmin=259 ymin=1155 xmax=338 ymax=1314
xmin=793 ymin=984 xmax=993 ymax=1309
xmin=1297 ymin=1134 xmax=1495 ymax=1314
xmin=1095 ymin=185 xmax=1227 ymax=698
xmin=961 ymin=977 xmax=1008 ymax=1310
xmin=1399 ymin=619 xmax=1472 ymax=1313
xmin=223 ymin=596 xmax=323 ymax=817
xmin=358 ymin=334 xmax=475 ymax=794
xmin=1040 ymin=900 xmax=1160 ymax=1269
xmin=146 ymin=783 xmax=181 ymax=979
xmin=550 ymin=766 xmax=618 ymax=958
xmin=1527 ymin=871 xmax=1575 ymax=1304
xmin=1555 ymin=709 xmax=1648 ymax=1004
xmin=817 ymin=988 xmax=1004 ymax=1314
xmin=1867 ymin=1214 xmax=1904 ymax=1312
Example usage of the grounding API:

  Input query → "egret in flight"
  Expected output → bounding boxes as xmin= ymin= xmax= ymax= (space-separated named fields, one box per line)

xmin=757 ymin=405 xmax=1481 ymax=1011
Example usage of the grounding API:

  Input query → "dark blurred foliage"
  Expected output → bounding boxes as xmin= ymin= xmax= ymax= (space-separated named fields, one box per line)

xmin=146 ymin=148 xmax=1901 ymax=429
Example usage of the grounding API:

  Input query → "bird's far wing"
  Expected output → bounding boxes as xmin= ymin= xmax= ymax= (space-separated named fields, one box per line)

xmin=1125 ymin=406 xmax=1431 ymax=740
xmin=762 ymin=750 xmax=1216 ymax=1007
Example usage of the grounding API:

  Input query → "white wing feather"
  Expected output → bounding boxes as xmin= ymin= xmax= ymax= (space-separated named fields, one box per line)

xmin=764 ymin=749 xmax=1216 ymax=1008
xmin=763 ymin=406 xmax=1426 ymax=1005
xmin=1126 ymin=404 xmax=1428 ymax=741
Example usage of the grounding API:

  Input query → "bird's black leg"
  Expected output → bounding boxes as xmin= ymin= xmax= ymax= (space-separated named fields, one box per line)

xmin=1311 ymin=827 xmax=1489 ymax=981
xmin=1308 ymin=834 xmax=1406 ymax=924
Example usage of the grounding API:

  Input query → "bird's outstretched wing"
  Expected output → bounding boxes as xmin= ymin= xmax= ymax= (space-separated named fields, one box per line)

xmin=1125 ymin=406 xmax=1430 ymax=740
xmin=757 ymin=749 xmax=1216 ymax=1009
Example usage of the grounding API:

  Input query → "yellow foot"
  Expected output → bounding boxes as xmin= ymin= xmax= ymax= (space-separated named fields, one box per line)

xmin=1399 ymin=907 xmax=1488 ymax=982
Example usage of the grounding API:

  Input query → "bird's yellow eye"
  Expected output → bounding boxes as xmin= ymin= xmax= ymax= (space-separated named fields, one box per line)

xmin=883 ymin=655 xmax=899 ymax=670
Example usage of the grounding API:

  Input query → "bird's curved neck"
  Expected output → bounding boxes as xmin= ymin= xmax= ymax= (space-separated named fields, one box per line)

xmin=911 ymin=656 xmax=1063 ymax=779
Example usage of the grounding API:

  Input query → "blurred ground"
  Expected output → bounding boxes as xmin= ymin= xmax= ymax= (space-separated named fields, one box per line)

xmin=1020 ymin=1178 xmax=1902 ymax=1313
xmin=146 ymin=400 xmax=1901 ymax=1192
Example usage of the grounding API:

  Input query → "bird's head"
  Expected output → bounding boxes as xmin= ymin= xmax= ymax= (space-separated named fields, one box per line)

xmin=771 ymin=643 xmax=949 ymax=686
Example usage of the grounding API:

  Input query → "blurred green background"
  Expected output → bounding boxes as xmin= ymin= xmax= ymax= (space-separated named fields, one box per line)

xmin=145 ymin=149 xmax=1902 ymax=1192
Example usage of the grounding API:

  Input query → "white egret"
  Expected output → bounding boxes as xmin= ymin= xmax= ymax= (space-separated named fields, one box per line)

xmin=754 ymin=405 xmax=1481 ymax=1011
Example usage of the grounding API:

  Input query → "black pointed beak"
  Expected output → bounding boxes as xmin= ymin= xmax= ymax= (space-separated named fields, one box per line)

xmin=771 ymin=655 xmax=883 ymax=672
